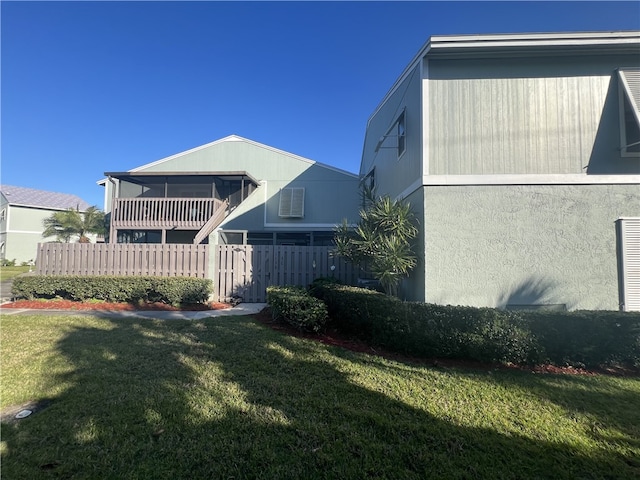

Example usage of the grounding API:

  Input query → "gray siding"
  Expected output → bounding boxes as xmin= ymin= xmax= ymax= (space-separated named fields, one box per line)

xmin=116 ymin=139 xmax=361 ymax=231
xmin=422 ymin=184 xmax=640 ymax=310
xmin=427 ymin=55 xmax=640 ymax=176
xmin=361 ymin=65 xmax=423 ymax=199
xmin=1 ymin=206 xmax=61 ymax=264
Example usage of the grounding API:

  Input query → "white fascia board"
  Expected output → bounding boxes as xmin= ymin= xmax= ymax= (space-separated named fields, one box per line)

xmin=129 ymin=134 xmax=358 ymax=178
xmin=366 ymin=31 xmax=640 ymax=128
xmin=429 ymin=31 xmax=640 ymax=49
xmin=6 ymin=229 xmax=47 ymax=235
xmin=421 ymin=174 xmax=640 ymax=186
xmin=396 ymin=174 xmax=640 ymax=201
xmin=8 ymin=204 xmax=87 ymax=212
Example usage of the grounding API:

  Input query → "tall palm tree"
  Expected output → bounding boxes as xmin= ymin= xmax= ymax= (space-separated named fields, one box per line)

xmin=42 ymin=206 xmax=106 ymax=243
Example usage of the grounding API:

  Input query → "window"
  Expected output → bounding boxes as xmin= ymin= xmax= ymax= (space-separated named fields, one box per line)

xmin=0 ymin=209 xmax=5 ymax=222
xmin=247 ymin=232 xmax=275 ymax=245
xmin=618 ymin=68 xmax=640 ymax=157
xmin=219 ymin=231 xmax=245 ymax=245
xmin=397 ymin=111 xmax=406 ymax=157
xmin=362 ymin=168 xmax=375 ymax=192
xmin=278 ymin=188 xmax=305 ymax=218
xmin=276 ymin=232 xmax=310 ymax=246
xmin=117 ymin=230 xmax=162 ymax=243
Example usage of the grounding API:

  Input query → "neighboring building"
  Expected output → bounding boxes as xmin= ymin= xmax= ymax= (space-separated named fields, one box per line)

xmin=361 ymin=31 xmax=640 ymax=311
xmin=0 ymin=185 xmax=93 ymax=264
xmin=100 ymin=134 xmax=360 ymax=247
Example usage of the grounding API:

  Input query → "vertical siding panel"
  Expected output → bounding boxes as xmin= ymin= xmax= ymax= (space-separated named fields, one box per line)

xmin=479 ymin=79 xmax=492 ymax=175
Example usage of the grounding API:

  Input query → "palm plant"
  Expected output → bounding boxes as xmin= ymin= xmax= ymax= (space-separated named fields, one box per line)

xmin=334 ymin=188 xmax=418 ymax=296
xmin=42 ymin=206 xmax=106 ymax=243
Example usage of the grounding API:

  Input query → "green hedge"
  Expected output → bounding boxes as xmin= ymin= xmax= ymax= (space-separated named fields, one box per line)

xmin=266 ymin=285 xmax=328 ymax=333
xmin=310 ymin=282 xmax=640 ymax=368
xmin=521 ymin=310 xmax=640 ymax=368
xmin=12 ymin=275 xmax=213 ymax=306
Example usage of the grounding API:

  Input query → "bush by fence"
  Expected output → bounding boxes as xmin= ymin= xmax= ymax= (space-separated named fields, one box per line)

xmin=309 ymin=282 xmax=640 ymax=368
xmin=12 ymin=275 xmax=212 ymax=306
xmin=266 ymin=285 xmax=328 ymax=333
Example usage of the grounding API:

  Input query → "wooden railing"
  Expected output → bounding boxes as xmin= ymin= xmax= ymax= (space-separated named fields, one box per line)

xmin=111 ymin=198 xmax=226 ymax=229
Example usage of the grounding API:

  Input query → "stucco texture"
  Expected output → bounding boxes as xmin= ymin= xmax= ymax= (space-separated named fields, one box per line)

xmin=423 ymin=184 xmax=639 ymax=310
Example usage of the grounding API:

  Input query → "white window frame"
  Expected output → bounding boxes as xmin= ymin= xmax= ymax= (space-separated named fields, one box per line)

xmin=618 ymin=68 xmax=640 ymax=158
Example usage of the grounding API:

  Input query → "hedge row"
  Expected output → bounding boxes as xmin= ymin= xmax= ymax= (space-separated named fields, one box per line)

xmin=310 ymin=282 xmax=640 ymax=368
xmin=266 ymin=285 xmax=328 ymax=333
xmin=12 ymin=275 xmax=212 ymax=306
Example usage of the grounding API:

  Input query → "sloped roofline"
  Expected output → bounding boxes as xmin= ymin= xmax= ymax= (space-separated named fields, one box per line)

xmin=124 ymin=134 xmax=358 ymax=178
xmin=0 ymin=184 xmax=91 ymax=211
xmin=366 ymin=30 xmax=640 ymax=128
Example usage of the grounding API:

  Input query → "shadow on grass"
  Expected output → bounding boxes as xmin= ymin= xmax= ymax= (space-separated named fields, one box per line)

xmin=2 ymin=315 xmax=639 ymax=479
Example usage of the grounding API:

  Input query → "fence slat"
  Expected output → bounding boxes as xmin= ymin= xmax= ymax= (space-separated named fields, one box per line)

xmin=35 ymin=243 xmax=209 ymax=278
xmin=213 ymin=245 xmax=359 ymax=302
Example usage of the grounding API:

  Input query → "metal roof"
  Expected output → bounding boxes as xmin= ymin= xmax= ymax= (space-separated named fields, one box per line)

xmin=0 ymin=185 xmax=92 ymax=211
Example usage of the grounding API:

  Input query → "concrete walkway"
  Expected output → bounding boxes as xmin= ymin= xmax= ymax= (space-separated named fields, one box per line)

xmin=1 ymin=303 xmax=268 ymax=320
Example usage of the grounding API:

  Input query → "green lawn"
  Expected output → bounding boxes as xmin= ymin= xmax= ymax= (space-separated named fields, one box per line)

xmin=1 ymin=314 xmax=639 ymax=479
xmin=0 ymin=265 xmax=30 ymax=281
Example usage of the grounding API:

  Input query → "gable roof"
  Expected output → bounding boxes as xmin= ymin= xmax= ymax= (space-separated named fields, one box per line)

xmin=125 ymin=134 xmax=358 ymax=178
xmin=0 ymin=185 xmax=91 ymax=211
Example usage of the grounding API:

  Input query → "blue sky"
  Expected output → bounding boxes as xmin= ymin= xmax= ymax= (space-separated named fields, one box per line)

xmin=2 ymin=1 xmax=639 ymax=207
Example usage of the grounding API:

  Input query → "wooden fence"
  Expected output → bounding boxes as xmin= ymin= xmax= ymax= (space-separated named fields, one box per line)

xmin=214 ymin=245 xmax=359 ymax=302
xmin=36 ymin=243 xmax=209 ymax=278
xmin=34 ymin=243 xmax=361 ymax=303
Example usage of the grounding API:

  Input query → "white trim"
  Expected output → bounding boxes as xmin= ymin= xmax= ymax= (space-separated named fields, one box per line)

xmin=421 ymin=58 xmax=430 ymax=180
xmin=618 ymin=217 xmax=640 ymax=311
xmin=6 ymin=229 xmax=48 ymax=235
xmin=618 ymin=68 xmax=640 ymax=157
xmin=396 ymin=179 xmax=424 ymax=202
xmin=263 ymin=223 xmax=339 ymax=229
xmin=129 ymin=134 xmax=358 ymax=178
xmin=367 ymin=31 xmax=640 ymax=128
xmin=421 ymin=174 xmax=640 ymax=186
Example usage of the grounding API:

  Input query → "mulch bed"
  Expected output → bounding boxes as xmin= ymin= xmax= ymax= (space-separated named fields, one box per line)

xmin=0 ymin=299 xmax=232 ymax=311
xmin=252 ymin=308 xmax=640 ymax=378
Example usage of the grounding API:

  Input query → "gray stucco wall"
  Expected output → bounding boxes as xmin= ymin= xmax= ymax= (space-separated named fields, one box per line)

xmin=422 ymin=184 xmax=639 ymax=310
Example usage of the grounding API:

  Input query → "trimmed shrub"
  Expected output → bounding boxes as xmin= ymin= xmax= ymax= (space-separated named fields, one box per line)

xmin=520 ymin=310 xmax=640 ymax=368
xmin=310 ymin=283 xmax=640 ymax=367
xmin=266 ymin=285 xmax=328 ymax=333
xmin=11 ymin=275 xmax=212 ymax=306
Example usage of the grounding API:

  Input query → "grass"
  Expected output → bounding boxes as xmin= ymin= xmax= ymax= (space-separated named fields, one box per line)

xmin=1 ymin=314 xmax=639 ymax=479
xmin=0 ymin=265 xmax=30 ymax=281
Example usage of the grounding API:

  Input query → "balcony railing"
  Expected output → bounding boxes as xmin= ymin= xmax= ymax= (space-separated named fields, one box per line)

xmin=111 ymin=198 xmax=227 ymax=230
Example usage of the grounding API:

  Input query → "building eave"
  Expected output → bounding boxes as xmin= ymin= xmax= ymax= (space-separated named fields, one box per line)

xmin=366 ymin=30 xmax=640 ymax=129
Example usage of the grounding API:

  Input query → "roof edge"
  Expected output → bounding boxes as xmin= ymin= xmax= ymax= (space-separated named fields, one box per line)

xmin=366 ymin=30 xmax=640 ymax=129
xmin=125 ymin=135 xmax=359 ymax=179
